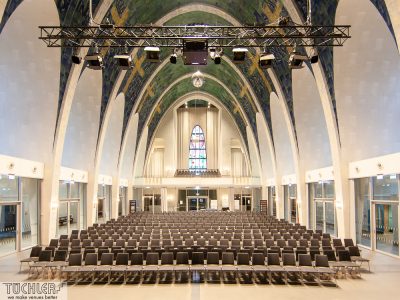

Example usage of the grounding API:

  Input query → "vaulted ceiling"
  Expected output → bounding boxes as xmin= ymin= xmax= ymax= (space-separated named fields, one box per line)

xmin=0 ymin=0 xmax=396 ymax=158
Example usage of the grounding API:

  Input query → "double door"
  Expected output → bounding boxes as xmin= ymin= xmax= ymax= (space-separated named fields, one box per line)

xmin=58 ymin=200 xmax=80 ymax=235
xmin=315 ymin=200 xmax=335 ymax=235
xmin=0 ymin=203 xmax=20 ymax=256
xmin=372 ymin=202 xmax=399 ymax=256
xmin=187 ymin=197 xmax=208 ymax=211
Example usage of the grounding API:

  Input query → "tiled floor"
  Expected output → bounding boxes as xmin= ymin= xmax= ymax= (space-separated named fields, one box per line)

xmin=0 ymin=249 xmax=399 ymax=300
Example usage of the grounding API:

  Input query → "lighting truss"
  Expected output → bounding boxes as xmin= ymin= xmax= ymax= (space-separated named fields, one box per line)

xmin=39 ymin=25 xmax=350 ymax=48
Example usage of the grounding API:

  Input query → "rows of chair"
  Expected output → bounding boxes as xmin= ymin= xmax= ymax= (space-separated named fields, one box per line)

xmin=22 ymin=212 xmax=370 ymax=284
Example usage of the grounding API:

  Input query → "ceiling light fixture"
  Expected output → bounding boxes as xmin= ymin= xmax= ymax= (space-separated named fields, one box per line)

xmin=232 ymin=47 xmax=248 ymax=63
xmin=114 ymin=45 xmax=133 ymax=69
xmin=259 ymin=53 xmax=275 ymax=69
xmin=84 ymin=45 xmax=103 ymax=70
xmin=288 ymin=50 xmax=308 ymax=69
xmin=144 ymin=46 xmax=160 ymax=62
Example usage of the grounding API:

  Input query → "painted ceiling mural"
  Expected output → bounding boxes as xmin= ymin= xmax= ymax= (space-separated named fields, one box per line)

xmin=0 ymin=0 xmax=396 ymax=156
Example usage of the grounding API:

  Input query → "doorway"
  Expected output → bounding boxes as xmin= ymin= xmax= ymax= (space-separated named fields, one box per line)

xmin=373 ymin=202 xmax=399 ymax=256
xmin=58 ymin=200 xmax=80 ymax=235
xmin=187 ymin=197 xmax=208 ymax=211
xmin=314 ymin=200 xmax=335 ymax=235
xmin=0 ymin=203 xmax=20 ymax=256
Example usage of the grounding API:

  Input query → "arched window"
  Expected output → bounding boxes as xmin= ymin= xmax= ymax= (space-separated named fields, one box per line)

xmin=189 ymin=125 xmax=207 ymax=170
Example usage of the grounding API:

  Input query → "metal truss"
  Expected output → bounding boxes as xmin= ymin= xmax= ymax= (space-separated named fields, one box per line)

xmin=39 ymin=24 xmax=350 ymax=48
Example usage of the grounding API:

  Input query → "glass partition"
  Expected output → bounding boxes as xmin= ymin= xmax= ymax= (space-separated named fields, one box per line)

xmin=355 ymin=178 xmax=371 ymax=247
xmin=119 ymin=186 xmax=127 ymax=216
xmin=0 ymin=175 xmax=40 ymax=255
xmin=58 ymin=181 xmax=86 ymax=233
xmin=97 ymin=184 xmax=111 ymax=223
xmin=309 ymin=180 xmax=336 ymax=235
xmin=373 ymin=175 xmax=398 ymax=200
xmin=21 ymin=178 xmax=39 ymax=249
xmin=284 ymin=184 xmax=297 ymax=223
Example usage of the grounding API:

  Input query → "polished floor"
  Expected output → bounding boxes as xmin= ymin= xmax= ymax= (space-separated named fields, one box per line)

xmin=0 ymin=248 xmax=399 ymax=300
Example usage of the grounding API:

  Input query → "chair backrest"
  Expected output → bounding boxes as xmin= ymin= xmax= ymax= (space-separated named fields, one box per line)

xmin=197 ymin=238 xmax=206 ymax=246
xmin=323 ymin=249 xmax=337 ymax=261
xmin=191 ymin=252 xmax=204 ymax=265
xmin=267 ymin=253 xmax=280 ymax=266
xmin=315 ymin=255 xmax=330 ymax=268
xmin=49 ymin=239 xmax=59 ymax=247
xmin=30 ymin=246 xmax=42 ymax=258
xmin=176 ymin=252 xmax=189 ymax=264
xmin=333 ymin=238 xmax=343 ymax=247
xmin=220 ymin=239 xmax=229 ymax=247
xmin=68 ymin=253 xmax=82 ymax=266
xmin=115 ymin=253 xmax=129 ymax=265
xmin=146 ymin=253 xmax=159 ymax=265
xmin=298 ymin=254 xmax=312 ymax=266
xmin=84 ymin=253 xmax=98 ymax=265
xmin=38 ymin=250 xmax=52 ymax=262
xmin=151 ymin=239 xmax=160 ymax=247
xmin=338 ymin=250 xmax=351 ymax=262
xmin=243 ymin=239 xmax=252 ymax=247
xmin=116 ymin=239 xmax=125 ymax=248
xmin=53 ymin=250 xmax=67 ymax=262
xmin=207 ymin=252 xmax=219 ymax=265
xmin=348 ymin=246 xmax=361 ymax=257
xmin=100 ymin=253 xmax=114 ymax=265
xmin=231 ymin=239 xmax=240 ymax=247
xmin=265 ymin=239 xmax=275 ymax=248
xmin=185 ymin=239 xmax=194 ymax=247
xmin=130 ymin=253 xmax=144 ymax=265
xmin=310 ymin=239 xmax=320 ymax=247
xmin=321 ymin=238 xmax=331 ymax=247
xmin=344 ymin=238 xmax=354 ymax=247
xmin=161 ymin=252 xmax=174 ymax=265
xmin=237 ymin=253 xmax=250 ymax=265
xmin=252 ymin=253 xmax=265 ymax=265
xmin=222 ymin=252 xmax=234 ymax=265
xmin=282 ymin=253 xmax=296 ymax=266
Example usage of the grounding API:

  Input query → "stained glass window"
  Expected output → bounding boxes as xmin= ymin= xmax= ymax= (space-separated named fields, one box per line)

xmin=189 ymin=125 xmax=207 ymax=170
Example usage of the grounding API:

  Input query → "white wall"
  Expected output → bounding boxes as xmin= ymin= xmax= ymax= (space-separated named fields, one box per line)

xmin=154 ymin=108 xmax=175 ymax=175
xmin=62 ymin=69 xmax=102 ymax=170
xmin=270 ymin=92 xmax=295 ymax=176
xmin=335 ymin=0 xmax=400 ymax=162
xmin=120 ymin=113 xmax=139 ymax=179
xmin=0 ymin=0 xmax=60 ymax=163
xmin=293 ymin=66 xmax=332 ymax=170
xmin=256 ymin=113 xmax=274 ymax=181
xmin=99 ymin=93 xmax=124 ymax=176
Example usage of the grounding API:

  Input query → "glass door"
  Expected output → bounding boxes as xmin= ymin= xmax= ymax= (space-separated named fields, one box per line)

xmin=374 ymin=202 xmax=399 ymax=256
xmin=241 ymin=196 xmax=251 ymax=211
xmin=0 ymin=204 xmax=18 ymax=256
xmin=198 ymin=198 xmax=208 ymax=210
xmin=315 ymin=201 xmax=324 ymax=231
xmin=58 ymin=200 xmax=80 ymax=235
xmin=290 ymin=198 xmax=297 ymax=224
xmin=143 ymin=196 xmax=153 ymax=212
xmin=189 ymin=197 xmax=197 ymax=211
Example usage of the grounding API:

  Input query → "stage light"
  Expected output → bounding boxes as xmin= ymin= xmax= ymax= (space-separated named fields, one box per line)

xmin=114 ymin=54 xmax=132 ymax=69
xmin=84 ymin=45 xmax=103 ymax=70
xmin=288 ymin=51 xmax=308 ymax=69
xmin=170 ymin=53 xmax=177 ymax=64
xmin=144 ymin=46 xmax=160 ymax=62
xmin=232 ymin=47 xmax=248 ymax=63
xmin=259 ymin=53 xmax=275 ymax=68
xmin=310 ymin=48 xmax=319 ymax=64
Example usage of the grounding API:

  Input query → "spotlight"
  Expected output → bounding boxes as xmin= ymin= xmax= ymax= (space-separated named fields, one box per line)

xmin=170 ymin=53 xmax=177 ymax=64
xmin=259 ymin=53 xmax=275 ymax=69
xmin=310 ymin=48 xmax=319 ymax=64
xmin=144 ymin=46 xmax=160 ymax=62
xmin=71 ymin=54 xmax=82 ymax=65
xmin=209 ymin=47 xmax=222 ymax=64
xmin=288 ymin=51 xmax=308 ymax=69
xmin=114 ymin=54 xmax=132 ymax=69
xmin=278 ymin=16 xmax=290 ymax=26
xmin=232 ymin=47 xmax=248 ymax=63
xmin=85 ymin=45 xmax=103 ymax=70
xmin=85 ymin=54 xmax=103 ymax=70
